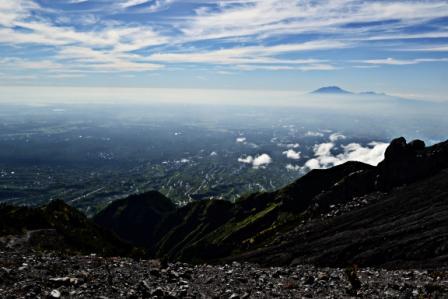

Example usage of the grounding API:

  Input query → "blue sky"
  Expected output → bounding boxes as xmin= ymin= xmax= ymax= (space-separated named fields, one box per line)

xmin=0 ymin=0 xmax=447 ymax=102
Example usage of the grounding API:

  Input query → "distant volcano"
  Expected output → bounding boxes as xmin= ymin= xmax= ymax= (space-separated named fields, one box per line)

xmin=311 ymin=86 xmax=353 ymax=94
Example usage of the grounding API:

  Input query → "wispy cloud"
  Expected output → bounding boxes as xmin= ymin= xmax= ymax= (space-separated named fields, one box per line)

xmin=119 ymin=0 xmax=150 ymax=9
xmin=359 ymin=57 xmax=448 ymax=65
xmin=0 ymin=0 xmax=447 ymax=79
xmin=397 ymin=45 xmax=448 ymax=52
xmin=0 ymin=57 xmax=63 ymax=70
xmin=118 ymin=0 xmax=173 ymax=12
xmin=182 ymin=0 xmax=448 ymax=42
xmin=147 ymin=40 xmax=346 ymax=71
xmin=234 ymin=64 xmax=337 ymax=71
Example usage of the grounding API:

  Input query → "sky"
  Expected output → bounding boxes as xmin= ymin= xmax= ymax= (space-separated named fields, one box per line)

xmin=0 ymin=0 xmax=447 ymax=102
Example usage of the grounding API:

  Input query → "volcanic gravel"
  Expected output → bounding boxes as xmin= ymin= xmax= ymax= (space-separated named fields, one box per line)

xmin=1 ymin=248 xmax=448 ymax=298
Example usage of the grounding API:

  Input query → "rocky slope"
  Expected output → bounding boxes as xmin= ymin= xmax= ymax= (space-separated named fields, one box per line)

xmin=232 ymin=169 xmax=448 ymax=269
xmin=1 ymin=246 xmax=447 ymax=298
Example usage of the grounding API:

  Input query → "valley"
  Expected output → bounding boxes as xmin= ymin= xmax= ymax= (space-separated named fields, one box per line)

xmin=0 ymin=103 xmax=404 ymax=216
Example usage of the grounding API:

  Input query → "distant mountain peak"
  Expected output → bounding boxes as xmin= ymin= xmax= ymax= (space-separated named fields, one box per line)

xmin=311 ymin=86 xmax=352 ymax=94
xmin=311 ymin=86 xmax=392 ymax=97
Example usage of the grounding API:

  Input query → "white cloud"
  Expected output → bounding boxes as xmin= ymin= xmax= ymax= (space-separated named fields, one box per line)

xmin=305 ymin=131 xmax=324 ymax=137
xmin=286 ymin=143 xmax=300 ymax=149
xmin=235 ymin=63 xmax=337 ymax=72
xmin=364 ymin=32 xmax=448 ymax=41
xmin=0 ymin=1 xmax=167 ymax=74
xmin=119 ymin=0 xmax=149 ymax=8
xmin=314 ymin=142 xmax=334 ymax=157
xmin=0 ymin=1 xmax=38 ymax=27
xmin=47 ymin=73 xmax=85 ymax=79
xmin=252 ymin=153 xmax=272 ymax=169
xmin=282 ymin=149 xmax=301 ymax=160
xmin=145 ymin=0 xmax=174 ymax=12
xmin=360 ymin=57 xmax=448 ymax=65
xmin=183 ymin=0 xmax=448 ymax=43
xmin=238 ymin=153 xmax=272 ymax=169
xmin=118 ymin=0 xmax=173 ymax=12
xmin=304 ymin=141 xmax=389 ymax=170
xmin=0 ymin=74 xmax=38 ymax=81
xmin=236 ymin=137 xmax=247 ymax=143
xmin=304 ymin=158 xmax=322 ymax=170
xmin=147 ymin=41 xmax=344 ymax=70
xmin=329 ymin=133 xmax=346 ymax=142
xmin=1 ymin=0 xmax=448 ymax=76
xmin=238 ymin=155 xmax=253 ymax=164
xmin=402 ymin=45 xmax=448 ymax=52
xmin=56 ymin=46 xmax=163 ymax=72
xmin=0 ymin=58 xmax=63 ymax=70
xmin=285 ymin=164 xmax=301 ymax=171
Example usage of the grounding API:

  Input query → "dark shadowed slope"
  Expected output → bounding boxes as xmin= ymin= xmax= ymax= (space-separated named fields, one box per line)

xmin=232 ymin=168 xmax=448 ymax=269
xmin=93 ymin=191 xmax=175 ymax=251
xmin=154 ymin=161 xmax=373 ymax=262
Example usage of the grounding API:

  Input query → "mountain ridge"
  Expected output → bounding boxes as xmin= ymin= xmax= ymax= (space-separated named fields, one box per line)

xmin=309 ymin=86 xmax=438 ymax=108
xmin=0 ymin=199 xmax=143 ymax=257
xmin=89 ymin=136 xmax=448 ymax=268
xmin=93 ymin=191 xmax=175 ymax=253
xmin=1 ymin=137 xmax=448 ymax=270
xmin=311 ymin=85 xmax=390 ymax=96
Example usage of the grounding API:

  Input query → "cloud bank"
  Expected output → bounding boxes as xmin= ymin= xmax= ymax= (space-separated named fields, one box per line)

xmin=304 ymin=141 xmax=388 ymax=170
